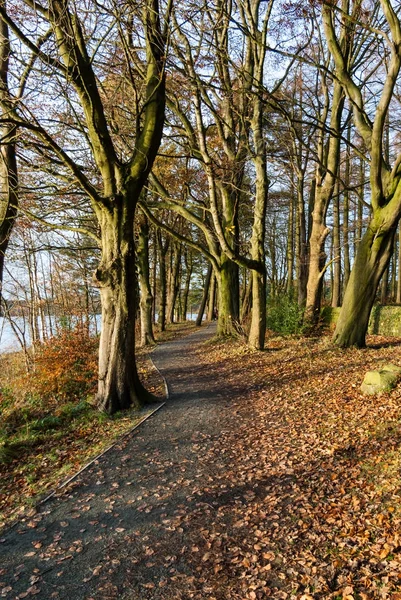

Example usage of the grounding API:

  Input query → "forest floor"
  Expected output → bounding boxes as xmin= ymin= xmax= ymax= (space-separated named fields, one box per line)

xmin=2 ymin=325 xmax=401 ymax=598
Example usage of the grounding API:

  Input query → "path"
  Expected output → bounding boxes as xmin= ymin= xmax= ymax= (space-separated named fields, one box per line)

xmin=0 ymin=322 xmax=248 ymax=600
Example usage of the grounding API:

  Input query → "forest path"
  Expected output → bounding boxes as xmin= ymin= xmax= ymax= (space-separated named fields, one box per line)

xmin=0 ymin=321 xmax=252 ymax=600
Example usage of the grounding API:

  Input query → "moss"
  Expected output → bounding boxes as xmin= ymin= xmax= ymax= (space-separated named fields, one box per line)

xmin=322 ymin=305 xmax=401 ymax=336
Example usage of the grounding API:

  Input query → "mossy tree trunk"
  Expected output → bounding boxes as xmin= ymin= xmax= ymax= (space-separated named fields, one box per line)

xmin=44 ymin=0 xmax=167 ymax=413
xmin=333 ymin=219 xmax=397 ymax=347
xmin=304 ymin=77 xmax=345 ymax=326
xmin=96 ymin=201 xmax=152 ymax=412
xmin=323 ymin=0 xmax=401 ymax=347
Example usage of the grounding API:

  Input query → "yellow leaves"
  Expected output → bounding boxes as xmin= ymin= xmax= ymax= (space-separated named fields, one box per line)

xmin=339 ymin=586 xmax=355 ymax=599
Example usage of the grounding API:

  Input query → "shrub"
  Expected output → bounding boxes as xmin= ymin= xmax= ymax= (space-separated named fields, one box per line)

xmin=30 ymin=326 xmax=98 ymax=404
xmin=266 ymin=293 xmax=304 ymax=335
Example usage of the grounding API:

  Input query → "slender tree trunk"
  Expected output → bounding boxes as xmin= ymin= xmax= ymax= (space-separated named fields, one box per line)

xmin=305 ymin=80 xmax=344 ymax=325
xmin=166 ymin=241 xmax=181 ymax=324
xmin=286 ymin=186 xmax=295 ymax=295
xmin=381 ymin=267 xmax=389 ymax=305
xmin=397 ymin=222 xmax=401 ymax=303
xmin=240 ymin=275 xmax=252 ymax=321
xmin=182 ymin=249 xmax=193 ymax=321
xmin=343 ymin=124 xmax=351 ymax=291
xmin=217 ymin=256 xmax=240 ymax=336
xmin=207 ymin=271 xmax=217 ymax=321
xmin=152 ymin=229 xmax=157 ymax=324
xmin=137 ymin=212 xmax=155 ymax=346
xmin=196 ymin=262 xmax=212 ymax=326
xmin=157 ymin=230 xmax=169 ymax=332
xmin=248 ymin=151 xmax=267 ymax=350
xmin=332 ymin=181 xmax=341 ymax=307
xmin=296 ymin=176 xmax=308 ymax=306
xmin=391 ymin=249 xmax=397 ymax=301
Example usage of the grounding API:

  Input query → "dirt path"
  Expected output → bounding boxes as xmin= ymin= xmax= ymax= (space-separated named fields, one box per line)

xmin=4 ymin=327 xmax=401 ymax=599
xmin=1 ymin=322 xmax=248 ymax=600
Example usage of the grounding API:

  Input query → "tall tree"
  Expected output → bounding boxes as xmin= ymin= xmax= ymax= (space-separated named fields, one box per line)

xmin=1 ymin=0 xmax=171 ymax=412
xmin=0 ymin=0 xmax=18 ymax=299
xmin=323 ymin=0 xmax=401 ymax=347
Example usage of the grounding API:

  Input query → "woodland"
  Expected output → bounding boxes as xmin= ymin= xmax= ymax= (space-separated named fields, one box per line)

xmin=1 ymin=0 xmax=401 ymax=409
xmin=3 ymin=2 xmax=401 ymax=597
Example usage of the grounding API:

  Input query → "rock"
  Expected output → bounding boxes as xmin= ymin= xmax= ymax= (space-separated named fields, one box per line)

xmin=361 ymin=364 xmax=401 ymax=395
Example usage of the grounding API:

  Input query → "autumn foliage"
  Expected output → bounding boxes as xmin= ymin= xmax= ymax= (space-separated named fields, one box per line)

xmin=30 ymin=326 xmax=98 ymax=404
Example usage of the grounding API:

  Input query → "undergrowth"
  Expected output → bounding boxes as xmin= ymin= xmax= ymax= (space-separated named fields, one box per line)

xmin=266 ymin=293 xmax=304 ymax=335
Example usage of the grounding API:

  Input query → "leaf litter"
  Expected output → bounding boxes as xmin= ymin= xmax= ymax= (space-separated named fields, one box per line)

xmin=3 ymin=331 xmax=401 ymax=599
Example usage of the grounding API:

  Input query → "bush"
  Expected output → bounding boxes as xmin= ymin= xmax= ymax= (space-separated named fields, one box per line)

xmin=266 ymin=293 xmax=304 ymax=335
xmin=30 ymin=326 xmax=98 ymax=403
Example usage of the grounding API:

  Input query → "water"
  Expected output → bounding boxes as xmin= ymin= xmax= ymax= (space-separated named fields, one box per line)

xmin=0 ymin=312 xmax=201 ymax=353
xmin=0 ymin=315 xmax=101 ymax=354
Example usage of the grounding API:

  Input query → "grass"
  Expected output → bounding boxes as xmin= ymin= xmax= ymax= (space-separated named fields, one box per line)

xmin=0 ymin=321 xmax=197 ymax=529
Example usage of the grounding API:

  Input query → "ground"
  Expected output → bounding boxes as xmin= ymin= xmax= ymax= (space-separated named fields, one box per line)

xmin=2 ymin=325 xmax=401 ymax=598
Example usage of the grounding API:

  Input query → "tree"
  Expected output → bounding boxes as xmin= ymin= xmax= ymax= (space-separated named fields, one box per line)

xmin=323 ymin=0 xmax=401 ymax=347
xmin=0 ymin=0 xmax=18 ymax=300
xmin=1 ymin=0 xmax=171 ymax=412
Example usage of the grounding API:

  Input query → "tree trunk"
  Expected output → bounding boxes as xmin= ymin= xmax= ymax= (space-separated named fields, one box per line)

xmin=207 ymin=271 xmax=217 ymax=321
xmin=95 ymin=204 xmax=153 ymax=413
xmin=217 ymin=256 xmax=240 ymax=336
xmin=332 ymin=181 xmax=341 ymax=307
xmin=166 ymin=241 xmax=181 ymax=324
xmin=196 ymin=262 xmax=212 ymax=326
xmin=0 ymin=7 xmax=18 ymax=299
xmin=333 ymin=220 xmax=397 ymax=347
xmin=137 ymin=212 xmax=155 ymax=346
xmin=248 ymin=152 xmax=267 ymax=350
xmin=240 ymin=274 xmax=252 ymax=321
xmin=296 ymin=176 xmax=308 ymax=306
xmin=304 ymin=79 xmax=344 ymax=325
xmin=397 ymin=222 xmax=401 ymax=303
xmin=343 ymin=124 xmax=351 ymax=291
xmin=381 ymin=267 xmax=389 ymax=305
xmin=286 ymin=186 xmax=295 ymax=295
xmin=157 ymin=230 xmax=169 ymax=332
xmin=182 ymin=249 xmax=193 ymax=321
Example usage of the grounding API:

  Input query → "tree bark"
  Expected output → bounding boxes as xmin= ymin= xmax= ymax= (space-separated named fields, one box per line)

xmin=217 ymin=256 xmax=240 ymax=336
xmin=166 ymin=241 xmax=181 ymax=324
xmin=196 ymin=262 xmax=212 ymax=326
xmin=333 ymin=220 xmax=397 ymax=347
xmin=182 ymin=249 xmax=193 ymax=321
xmin=207 ymin=271 xmax=217 ymax=321
xmin=304 ymin=78 xmax=344 ymax=325
xmin=95 ymin=203 xmax=154 ymax=412
xmin=157 ymin=229 xmax=169 ymax=332
xmin=332 ymin=181 xmax=341 ymax=307
xmin=0 ymin=3 xmax=18 ymax=299
xmin=137 ymin=212 xmax=155 ymax=346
